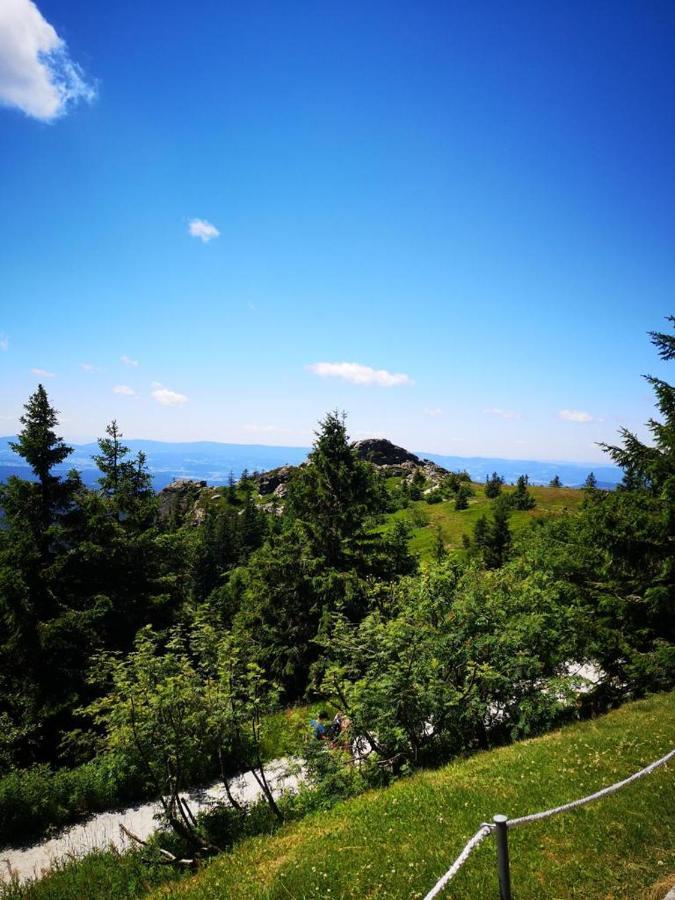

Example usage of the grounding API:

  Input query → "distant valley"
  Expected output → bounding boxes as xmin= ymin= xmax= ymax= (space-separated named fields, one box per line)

xmin=0 ymin=436 xmax=622 ymax=489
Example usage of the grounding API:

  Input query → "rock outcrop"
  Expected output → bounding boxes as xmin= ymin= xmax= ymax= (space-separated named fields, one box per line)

xmin=157 ymin=437 xmax=451 ymax=526
xmin=352 ymin=438 xmax=448 ymax=485
xmin=256 ymin=465 xmax=296 ymax=496
xmin=157 ymin=478 xmax=216 ymax=525
xmin=352 ymin=438 xmax=419 ymax=466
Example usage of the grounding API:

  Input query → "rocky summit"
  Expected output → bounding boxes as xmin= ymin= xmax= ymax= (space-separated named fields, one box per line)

xmin=351 ymin=438 xmax=420 ymax=466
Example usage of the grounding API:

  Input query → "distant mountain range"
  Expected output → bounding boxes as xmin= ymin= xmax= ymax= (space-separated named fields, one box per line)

xmin=0 ymin=436 xmax=623 ymax=490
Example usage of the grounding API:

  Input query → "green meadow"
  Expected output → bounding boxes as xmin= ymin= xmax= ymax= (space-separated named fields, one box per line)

xmin=385 ymin=483 xmax=584 ymax=560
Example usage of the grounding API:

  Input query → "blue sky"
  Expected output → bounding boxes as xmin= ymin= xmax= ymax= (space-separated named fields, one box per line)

xmin=0 ymin=0 xmax=673 ymax=461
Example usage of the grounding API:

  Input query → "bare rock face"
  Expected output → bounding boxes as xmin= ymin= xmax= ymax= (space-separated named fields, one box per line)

xmin=256 ymin=465 xmax=295 ymax=496
xmin=352 ymin=438 xmax=448 ymax=484
xmin=157 ymin=479 xmax=208 ymax=524
xmin=352 ymin=438 xmax=420 ymax=466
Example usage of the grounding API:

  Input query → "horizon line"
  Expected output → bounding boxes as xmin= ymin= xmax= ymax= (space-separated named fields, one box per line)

xmin=0 ymin=433 xmax=620 ymax=470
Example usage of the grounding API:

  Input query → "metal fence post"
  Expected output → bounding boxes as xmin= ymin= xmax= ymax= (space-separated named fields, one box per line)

xmin=493 ymin=815 xmax=512 ymax=900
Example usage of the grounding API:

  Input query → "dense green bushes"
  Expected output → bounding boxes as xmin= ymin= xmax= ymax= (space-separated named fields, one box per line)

xmin=0 ymin=754 xmax=145 ymax=848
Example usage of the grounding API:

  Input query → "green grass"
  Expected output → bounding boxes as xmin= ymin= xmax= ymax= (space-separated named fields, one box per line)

xmin=150 ymin=692 xmax=675 ymax=900
xmin=0 ymin=850 xmax=180 ymax=900
xmin=386 ymin=483 xmax=583 ymax=560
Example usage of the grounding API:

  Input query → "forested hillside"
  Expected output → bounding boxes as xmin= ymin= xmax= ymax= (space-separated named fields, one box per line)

xmin=0 ymin=319 xmax=672 ymax=895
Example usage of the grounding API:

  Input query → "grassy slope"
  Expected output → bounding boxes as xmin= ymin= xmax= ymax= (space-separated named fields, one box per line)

xmin=386 ymin=484 xmax=583 ymax=560
xmin=154 ymin=692 xmax=675 ymax=900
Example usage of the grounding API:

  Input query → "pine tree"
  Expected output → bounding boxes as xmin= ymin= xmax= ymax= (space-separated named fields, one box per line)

xmin=549 ymin=475 xmax=562 ymax=488
xmin=583 ymin=471 xmax=598 ymax=490
xmin=486 ymin=500 xmax=512 ymax=568
xmin=510 ymin=474 xmax=536 ymax=510
xmin=286 ymin=411 xmax=383 ymax=569
xmin=599 ymin=316 xmax=674 ymax=495
xmin=94 ymin=420 xmax=127 ymax=497
xmin=484 ymin=471 xmax=504 ymax=499
xmin=94 ymin=422 xmax=154 ymax=526
xmin=469 ymin=501 xmax=511 ymax=568
xmin=10 ymin=385 xmax=73 ymax=529
xmin=454 ymin=484 xmax=472 ymax=510
xmin=227 ymin=471 xmax=237 ymax=503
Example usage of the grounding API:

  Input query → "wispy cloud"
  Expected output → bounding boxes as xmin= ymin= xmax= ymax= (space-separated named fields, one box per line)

xmin=0 ymin=334 xmax=8 ymax=351
xmin=31 ymin=367 xmax=55 ymax=378
xmin=559 ymin=409 xmax=594 ymax=423
xmin=151 ymin=382 xmax=188 ymax=407
xmin=423 ymin=407 xmax=443 ymax=417
xmin=0 ymin=0 xmax=96 ymax=121
xmin=113 ymin=384 xmax=136 ymax=397
xmin=120 ymin=355 xmax=139 ymax=367
xmin=484 ymin=407 xmax=522 ymax=420
xmin=307 ymin=362 xmax=413 ymax=388
xmin=80 ymin=362 xmax=99 ymax=373
xmin=188 ymin=218 xmax=220 ymax=243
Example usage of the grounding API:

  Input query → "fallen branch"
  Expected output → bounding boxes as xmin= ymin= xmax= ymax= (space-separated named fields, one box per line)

xmin=119 ymin=823 xmax=199 ymax=868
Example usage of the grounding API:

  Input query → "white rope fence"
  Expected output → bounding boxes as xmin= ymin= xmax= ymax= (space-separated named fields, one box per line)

xmin=423 ymin=824 xmax=493 ymax=900
xmin=423 ymin=747 xmax=674 ymax=900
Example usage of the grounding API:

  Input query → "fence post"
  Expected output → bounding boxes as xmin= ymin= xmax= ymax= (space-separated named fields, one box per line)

xmin=493 ymin=815 xmax=512 ymax=900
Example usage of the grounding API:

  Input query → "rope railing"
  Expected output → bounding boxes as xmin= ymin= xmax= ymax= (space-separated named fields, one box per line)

xmin=423 ymin=747 xmax=674 ymax=900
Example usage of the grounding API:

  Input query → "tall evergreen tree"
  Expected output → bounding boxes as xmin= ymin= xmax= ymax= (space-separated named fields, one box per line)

xmin=9 ymin=385 xmax=73 ymax=532
xmin=599 ymin=315 xmax=674 ymax=496
xmin=286 ymin=411 xmax=383 ymax=569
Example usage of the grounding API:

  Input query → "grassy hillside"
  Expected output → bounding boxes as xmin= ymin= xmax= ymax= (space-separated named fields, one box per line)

xmin=385 ymin=483 xmax=584 ymax=560
xmin=152 ymin=692 xmax=674 ymax=900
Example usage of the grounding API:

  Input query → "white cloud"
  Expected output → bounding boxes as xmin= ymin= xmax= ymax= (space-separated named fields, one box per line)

xmin=188 ymin=218 xmax=220 ymax=243
xmin=0 ymin=0 xmax=96 ymax=122
xmin=31 ymin=367 xmax=55 ymax=378
xmin=121 ymin=355 xmax=139 ymax=367
xmin=559 ymin=409 xmax=593 ymax=423
xmin=307 ymin=362 xmax=413 ymax=388
xmin=484 ymin=407 xmax=522 ymax=420
xmin=113 ymin=384 xmax=136 ymax=396
xmin=151 ymin=382 xmax=188 ymax=407
xmin=0 ymin=334 xmax=8 ymax=351
xmin=80 ymin=362 xmax=99 ymax=372
xmin=423 ymin=407 xmax=442 ymax=417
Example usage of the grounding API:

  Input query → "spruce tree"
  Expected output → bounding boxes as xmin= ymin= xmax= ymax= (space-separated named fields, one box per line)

xmin=549 ymin=475 xmax=562 ymax=488
xmin=94 ymin=420 xmax=127 ymax=497
xmin=583 ymin=471 xmax=598 ymax=490
xmin=510 ymin=474 xmax=536 ymax=510
xmin=286 ymin=410 xmax=382 ymax=569
xmin=10 ymin=385 xmax=72 ymax=528
xmin=454 ymin=484 xmax=471 ymax=510
xmin=599 ymin=316 xmax=674 ymax=495
xmin=484 ymin=471 xmax=504 ymax=499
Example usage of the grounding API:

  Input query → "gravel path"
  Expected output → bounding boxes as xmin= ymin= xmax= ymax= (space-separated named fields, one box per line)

xmin=1 ymin=758 xmax=303 ymax=885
